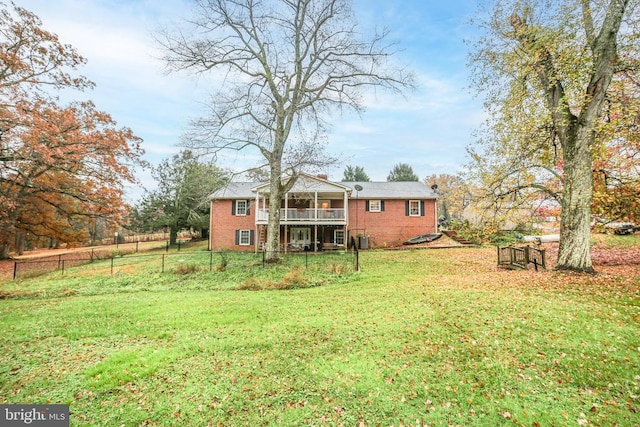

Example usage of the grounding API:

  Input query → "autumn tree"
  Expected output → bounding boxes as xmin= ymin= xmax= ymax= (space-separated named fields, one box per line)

xmin=469 ymin=0 xmax=636 ymax=272
xmin=387 ymin=163 xmax=419 ymax=182
xmin=424 ymin=173 xmax=470 ymax=224
xmin=592 ymin=75 xmax=640 ymax=223
xmin=0 ymin=2 xmax=93 ymax=95
xmin=137 ymin=150 xmax=229 ymax=245
xmin=0 ymin=99 xmax=143 ymax=258
xmin=157 ymin=0 xmax=413 ymax=261
xmin=0 ymin=2 xmax=143 ymax=258
xmin=342 ymin=165 xmax=370 ymax=182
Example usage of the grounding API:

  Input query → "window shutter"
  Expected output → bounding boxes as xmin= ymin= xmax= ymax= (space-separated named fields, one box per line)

xmin=232 ymin=201 xmax=236 ymax=215
xmin=420 ymin=201 xmax=425 ymax=216
xmin=381 ymin=200 xmax=385 ymax=212
xmin=250 ymin=230 xmax=255 ymax=245
xmin=365 ymin=200 xmax=370 ymax=211
xmin=235 ymin=230 xmax=240 ymax=245
xmin=405 ymin=200 xmax=410 ymax=216
xmin=246 ymin=201 xmax=251 ymax=215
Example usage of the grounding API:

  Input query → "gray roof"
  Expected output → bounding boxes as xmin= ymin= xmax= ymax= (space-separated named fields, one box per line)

xmin=210 ymin=182 xmax=259 ymax=200
xmin=210 ymin=179 xmax=437 ymax=200
xmin=339 ymin=181 xmax=437 ymax=199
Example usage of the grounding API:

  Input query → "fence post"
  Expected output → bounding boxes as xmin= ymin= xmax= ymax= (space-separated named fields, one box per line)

xmin=262 ymin=250 xmax=266 ymax=269
xmin=61 ymin=260 xmax=65 ymax=276
xmin=136 ymin=241 xmax=139 ymax=253
xmin=162 ymin=254 xmax=165 ymax=273
xmin=178 ymin=241 xmax=181 ymax=251
xmin=13 ymin=262 xmax=17 ymax=280
xmin=57 ymin=254 xmax=62 ymax=270
xmin=166 ymin=241 xmax=169 ymax=253
xmin=110 ymin=258 xmax=114 ymax=276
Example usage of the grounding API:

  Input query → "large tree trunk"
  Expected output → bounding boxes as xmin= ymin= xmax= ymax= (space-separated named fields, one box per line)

xmin=169 ymin=224 xmax=178 ymax=246
xmin=557 ymin=128 xmax=594 ymax=272
xmin=0 ymin=244 xmax=9 ymax=260
xmin=265 ymin=167 xmax=283 ymax=263
xmin=16 ymin=231 xmax=26 ymax=256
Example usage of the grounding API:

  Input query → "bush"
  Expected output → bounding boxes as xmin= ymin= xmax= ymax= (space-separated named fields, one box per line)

xmin=236 ymin=268 xmax=319 ymax=290
xmin=173 ymin=263 xmax=198 ymax=275
xmin=449 ymin=219 xmax=508 ymax=245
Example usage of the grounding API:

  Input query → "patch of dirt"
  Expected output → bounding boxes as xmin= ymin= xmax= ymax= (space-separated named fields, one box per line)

xmin=386 ymin=233 xmax=466 ymax=250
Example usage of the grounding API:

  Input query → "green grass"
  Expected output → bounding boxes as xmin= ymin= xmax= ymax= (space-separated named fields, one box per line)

xmin=594 ymin=232 xmax=640 ymax=248
xmin=1 ymin=243 xmax=639 ymax=426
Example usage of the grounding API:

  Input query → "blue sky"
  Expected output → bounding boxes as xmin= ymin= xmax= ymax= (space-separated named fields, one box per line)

xmin=19 ymin=0 xmax=486 ymax=200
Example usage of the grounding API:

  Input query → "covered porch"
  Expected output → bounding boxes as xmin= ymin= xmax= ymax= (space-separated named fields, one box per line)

xmin=256 ymin=224 xmax=348 ymax=253
xmin=252 ymin=174 xmax=352 ymax=252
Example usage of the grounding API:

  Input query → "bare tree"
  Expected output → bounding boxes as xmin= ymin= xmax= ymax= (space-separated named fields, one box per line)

xmin=157 ymin=0 xmax=413 ymax=261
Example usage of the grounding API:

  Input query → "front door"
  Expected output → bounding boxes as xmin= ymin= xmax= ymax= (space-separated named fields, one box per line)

xmin=290 ymin=227 xmax=311 ymax=250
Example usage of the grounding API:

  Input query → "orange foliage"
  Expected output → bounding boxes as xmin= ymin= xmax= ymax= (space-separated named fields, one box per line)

xmin=0 ymin=3 xmax=143 ymax=257
xmin=0 ymin=98 xmax=143 ymax=255
xmin=592 ymin=75 xmax=640 ymax=223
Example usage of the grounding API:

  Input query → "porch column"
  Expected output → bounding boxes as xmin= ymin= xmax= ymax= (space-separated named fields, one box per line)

xmin=344 ymin=191 xmax=349 ymax=225
xmin=254 ymin=190 xmax=260 ymax=229
xmin=314 ymin=224 xmax=318 ymax=252
xmin=284 ymin=193 xmax=289 ymax=221
xmin=314 ymin=191 xmax=318 ymax=220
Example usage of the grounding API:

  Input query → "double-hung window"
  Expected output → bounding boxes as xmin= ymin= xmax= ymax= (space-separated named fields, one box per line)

xmin=408 ymin=200 xmax=421 ymax=216
xmin=237 ymin=229 xmax=252 ymax=246
xmin=234 ymin=200 xmax=248 ymax=216
xmin=368 ymin=200 xmax=382 ymax=212
xmin=366 ymin=200 xmax=384 ymax=212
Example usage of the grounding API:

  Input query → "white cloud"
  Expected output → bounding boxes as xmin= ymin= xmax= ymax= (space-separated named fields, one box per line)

xmin=17 ymin=0 xmax=485 ymax=190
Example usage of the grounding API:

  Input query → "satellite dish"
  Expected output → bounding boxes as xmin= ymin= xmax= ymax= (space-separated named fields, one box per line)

xmin=354 ymin=185 xmax=363 ymax=191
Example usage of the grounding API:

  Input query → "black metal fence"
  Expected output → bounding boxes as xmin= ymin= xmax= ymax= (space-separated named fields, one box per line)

xmin=11 ymin=248 xmax=357 ymax=280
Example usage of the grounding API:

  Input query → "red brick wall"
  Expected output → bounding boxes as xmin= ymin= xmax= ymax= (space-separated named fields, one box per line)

xmin=210 ymin=197 xmax=437 ymax=250
xmin=347 ymin=199 xmax=437 ymax=248
xmin=210 ymin=200 xmax=256 ymax=251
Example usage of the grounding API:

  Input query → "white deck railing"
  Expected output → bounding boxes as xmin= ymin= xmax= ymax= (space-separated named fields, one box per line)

xmin=256 ymin=208 xmax=346 ymax=223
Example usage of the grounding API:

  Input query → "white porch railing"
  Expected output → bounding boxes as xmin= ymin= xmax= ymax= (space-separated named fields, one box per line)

xmin=256 ymin=208 xmax=346 ymax=223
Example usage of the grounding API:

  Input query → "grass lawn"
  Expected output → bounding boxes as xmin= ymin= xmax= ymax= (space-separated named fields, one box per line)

xmin=1 ymin=239 xmax=639 ymax=426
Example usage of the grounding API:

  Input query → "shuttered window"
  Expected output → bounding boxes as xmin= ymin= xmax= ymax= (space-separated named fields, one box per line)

xmin=406 ymin=200 xmax=423 ymax=216
xmin=365 ymin=200 xmax=384 ymax=212
xmin=235 ymin=229 xmax=254 ymax=245
xmin=233 ymin=200 xmax=250 ymax=216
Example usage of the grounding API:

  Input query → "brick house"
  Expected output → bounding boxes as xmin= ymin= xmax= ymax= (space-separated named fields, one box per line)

xmin=208 ymin=174 xmax=438 ymax=251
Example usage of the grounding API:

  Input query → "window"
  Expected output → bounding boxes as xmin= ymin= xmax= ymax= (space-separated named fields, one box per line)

xmin=237 ymin=229 xmax=252 ymax=246
xmin=408 ymin=200 xmax=421 ymax=216
xmin=334 ymin=229 xmax=345 ymax=245
xmin=234 ymin=200 xmax=248 ymax=216
xmin=366 ymin=200 xmax=384 ymax=212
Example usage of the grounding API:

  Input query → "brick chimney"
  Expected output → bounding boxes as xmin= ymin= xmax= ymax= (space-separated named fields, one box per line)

xmin=316 ymin=173 xmax=328 ymax=180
